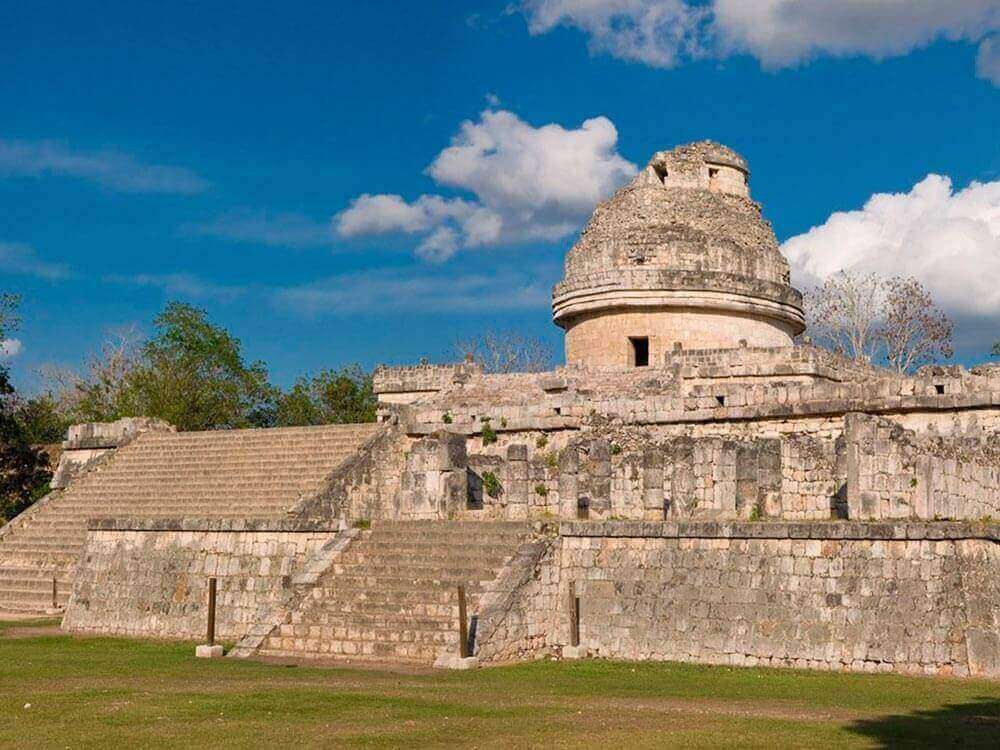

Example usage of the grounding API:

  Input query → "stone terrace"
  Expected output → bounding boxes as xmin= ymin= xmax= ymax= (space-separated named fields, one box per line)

xmin=0 ymin=423 xmax=379 ymax=613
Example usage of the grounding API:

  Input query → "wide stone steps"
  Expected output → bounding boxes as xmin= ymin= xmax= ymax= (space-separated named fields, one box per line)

xmin=257 ymin=521 xmax=532 ymax=665
xmin=0 ymin=422 xmax=378 ymax=613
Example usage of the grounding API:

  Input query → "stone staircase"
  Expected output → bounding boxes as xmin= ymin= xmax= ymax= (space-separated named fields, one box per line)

xmin=0 ymin=423 xmax=379 ymax=614
xmin=256 ymin=520 xmax=533 ymax=664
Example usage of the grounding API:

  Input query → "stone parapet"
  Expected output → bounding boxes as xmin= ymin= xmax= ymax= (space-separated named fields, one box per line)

xmin=558 ymin=519 xmax=1000 ymax=541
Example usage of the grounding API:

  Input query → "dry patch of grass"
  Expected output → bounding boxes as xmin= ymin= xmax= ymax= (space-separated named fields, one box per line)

xmin=1 ymin=631 xmax=997 ymax=748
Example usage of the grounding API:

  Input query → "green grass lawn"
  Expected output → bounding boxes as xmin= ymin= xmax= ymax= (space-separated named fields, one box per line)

xmin=1 ymin=622 xmax=997 ymax=749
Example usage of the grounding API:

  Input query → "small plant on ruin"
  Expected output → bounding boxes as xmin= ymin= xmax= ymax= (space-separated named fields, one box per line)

xmin=748 ymin=501 xmax=764 ymax=522
xmin=352 ymin=518 xmax=371 ymax=530
xmin=536 ymin=434 xmax=548 ymax=449
xmin=442 ymin=412 xmax=453 ymax=424
xmin=909 ymin=477 xmax=918 ymax=488
xmin=545 ymin=451 xmax=559 ymax=469
xmin=535 ymin=484 xmax=548 ymax=497
xmin=481 ymin=471 xmax=502 ymax=498
xmin=500 ymin=417 xmax=508 ymax=428
xmin=610 ymin=443 xmax=622 ymax=456
xmin=481 ymin=423 xmax=497 ymax=446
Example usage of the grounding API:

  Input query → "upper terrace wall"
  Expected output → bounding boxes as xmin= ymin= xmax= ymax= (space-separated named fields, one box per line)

xmin=848 ymin=413 xmax=1000 ymax=521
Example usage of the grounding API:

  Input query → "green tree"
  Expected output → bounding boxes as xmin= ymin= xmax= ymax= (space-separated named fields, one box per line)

xmin=126 ymin=302 xmax=277 ymax=431
xmin=993 ymin=342 xmax=999 ymax=358
xmin=14 ymin=393 xmax=72 ymax=444
xmin=275 ymin=366 xmax=377 ymax=426
xmin=1 ymin=294 xmax=52 ymax=522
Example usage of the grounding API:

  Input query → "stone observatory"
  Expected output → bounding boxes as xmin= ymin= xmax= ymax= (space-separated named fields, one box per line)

xmin=552 ymin=141 xmax=805 ymax=367
xmin=4 ymin=139 xmax=1000 ymax=679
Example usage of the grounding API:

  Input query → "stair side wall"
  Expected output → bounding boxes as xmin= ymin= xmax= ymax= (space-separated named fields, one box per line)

xmin=62 ymin=519 xmax=337 ymax=641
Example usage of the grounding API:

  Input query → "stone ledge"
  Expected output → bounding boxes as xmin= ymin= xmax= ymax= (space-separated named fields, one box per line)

xmin=558 ymin=520 xmax=1000 ymax=541
xmin=87 ymin=517 xmax=341 ymax=533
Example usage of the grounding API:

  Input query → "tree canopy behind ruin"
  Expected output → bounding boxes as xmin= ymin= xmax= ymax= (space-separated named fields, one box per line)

xmin=29 ymin=301 xmax=378 ymax=434
xmin=0 ymin=294 xmax=53 ymax=521
xmin=803 ymin=272 xmax=953 ymax=373
xmin=274 ymin=366 xmax=377 ymax=426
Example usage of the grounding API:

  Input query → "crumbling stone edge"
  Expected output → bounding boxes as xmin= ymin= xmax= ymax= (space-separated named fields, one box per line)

xmin=228 ymin=527 xmax=359 ymax=659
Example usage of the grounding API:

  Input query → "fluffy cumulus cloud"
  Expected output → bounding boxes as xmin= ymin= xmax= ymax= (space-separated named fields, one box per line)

xmin=783 ymin=175 xmax=1000 ymax=321
xmin=520 ymin=1 xmax=1000 ymax=83
xmin=522 ymin=0 xmax=709 ymax=67
xmin=334 ymin=109 xmax=636 ymax=261
xmin=0 ymin=139 xmax=208 ymax=194
xmin=0 ymin=339 xmax=22 ymax=358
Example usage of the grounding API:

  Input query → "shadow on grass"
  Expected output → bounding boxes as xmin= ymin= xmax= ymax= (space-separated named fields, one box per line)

xmin=846 ymin=697 xmax=1000 ymax=748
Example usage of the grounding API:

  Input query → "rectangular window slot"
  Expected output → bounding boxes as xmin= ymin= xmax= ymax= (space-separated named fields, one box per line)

xmin=715 ymin=395 xmax=726 ymax=406
xmin=629 ymin=337 xmax=649 ymax=367
xmin=935 ymin=384 xmax=945 ymax=395
xmin=577 ymin=497 xmax=590 ymax=520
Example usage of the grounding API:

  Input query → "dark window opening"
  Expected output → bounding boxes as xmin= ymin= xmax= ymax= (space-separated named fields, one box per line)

xmin=708 ymin=167 xmax=719 ymax=178
xmin=715 ymin=395 xmax=726 ymax=406
xmin=629 ymin=337 xmax=649 ymax=367
xmin=663 ymin=496 xmax=672 ymax=519
xmin=553 ymin=407 xmax=562 ymax=415
xmin=577 ymin=496 xmax=590 ymax=520
xmin=652 ymin=164 xmax=668 ymax=183
xmin=935 ymin=384 xmax=945 ymax=395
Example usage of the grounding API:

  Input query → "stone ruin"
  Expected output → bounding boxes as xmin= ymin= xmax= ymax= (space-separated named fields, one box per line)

xmin=1 ymin=141 xmax=998 ymax=676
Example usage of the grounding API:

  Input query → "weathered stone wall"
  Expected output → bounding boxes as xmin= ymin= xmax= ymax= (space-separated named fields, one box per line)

xmin=473 ymin=537 xmax=556 ymax=664
xmin=564 ymin=308 xmax=796 ymax=367
xmin=545 ymin=521 xmax=1000 ymax=677
xmin=63 ymin=519 xmax=337 ymax=641
xmin=292 ymin=426 xmax=409 ymax=523
xmin=847 ymin=413 xmax=1000 ymax=521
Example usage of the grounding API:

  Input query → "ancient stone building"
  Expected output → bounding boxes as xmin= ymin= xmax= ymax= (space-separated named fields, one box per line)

xmin=1 ymin=142 xmax=997 ymax=678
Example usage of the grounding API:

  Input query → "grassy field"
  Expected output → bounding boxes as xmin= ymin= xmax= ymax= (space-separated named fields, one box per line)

xmin=1 ymin=620 xmax=998 ymax=749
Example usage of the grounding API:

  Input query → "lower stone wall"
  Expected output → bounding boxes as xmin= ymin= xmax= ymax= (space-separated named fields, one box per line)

xmin=63 ymin=519 xmax=337 ymax=641
xmin=547 ymin=521 xmax=1000 ymax=677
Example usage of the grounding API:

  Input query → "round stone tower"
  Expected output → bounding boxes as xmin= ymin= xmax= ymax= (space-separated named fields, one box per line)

xmin=552 ymin=141 xmax=805 ymax=367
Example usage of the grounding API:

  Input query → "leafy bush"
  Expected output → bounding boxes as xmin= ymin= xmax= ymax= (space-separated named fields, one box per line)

xmin=482 ymin=471 xmax=502 ymax=498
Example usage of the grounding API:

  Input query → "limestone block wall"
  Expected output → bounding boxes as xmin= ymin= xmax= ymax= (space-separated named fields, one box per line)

xmin=473 ymin=537 xmax=557 ymax=665
xmin=463 ymin=434 xmax=827 ymax=522
xmin=292 ymin=426 xmax=408 ymax=523
xmin=548 ymin=521 xmax=1000 ymax=677
xmin=564 ymin=308 xmax=795 ymax=366
xmin=847 ymin=413 xmax=1000 ymax=521
xmin=63 ymin=519 xmax=336 ymax=641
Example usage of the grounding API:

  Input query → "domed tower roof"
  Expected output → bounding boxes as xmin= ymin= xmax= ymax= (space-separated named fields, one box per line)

xmin=553 ymin=141 xmax=804 ymax=367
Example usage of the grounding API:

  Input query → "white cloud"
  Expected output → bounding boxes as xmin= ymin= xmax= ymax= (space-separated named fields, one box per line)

xmin=713 ymin=0 xmax=998 ymax=69
xmin=977 ymin=34 xmax=1000 ymax=85
xmin=0 ymin=338 xmax=22 ymax=358
xmin=0 ymin=242 xmax=71 ymax=280
xmin=272 ymin=265 xmax=554 ymax=315
xmin=334 ymin=109 xmax=636 ymax=260
xmin=0 ymin=139 xmax=208 ymax=194
xmin=104 ymin=273 xmax=246 ymax=303
xmin=520 ymin=1 xmax=1000 ymax=83
xmin=522 ymin=0 xmax=708 ymax=67
xmin=184 ymin=210 xmax=332 ymax=248
xmin=783 ymin=175 xmax=1000 ymax=319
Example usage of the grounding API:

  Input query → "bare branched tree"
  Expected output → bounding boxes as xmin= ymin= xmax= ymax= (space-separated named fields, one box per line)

xmin=455 ymin=330 xmax=554 ymax=374
xmin=38 ymin=325 xmax=143 ymax=421
xmin=804 ymin=272 xmax=886 ymax=363
xmin=882 ymin=277 xmax=953 ymax=373
xmin=804 ymin=271 xmax=954 ymax=373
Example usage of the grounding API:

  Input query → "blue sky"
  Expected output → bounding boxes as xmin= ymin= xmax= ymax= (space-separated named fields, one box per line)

xmin=3 ymin=1 xmax=999 ymax=390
